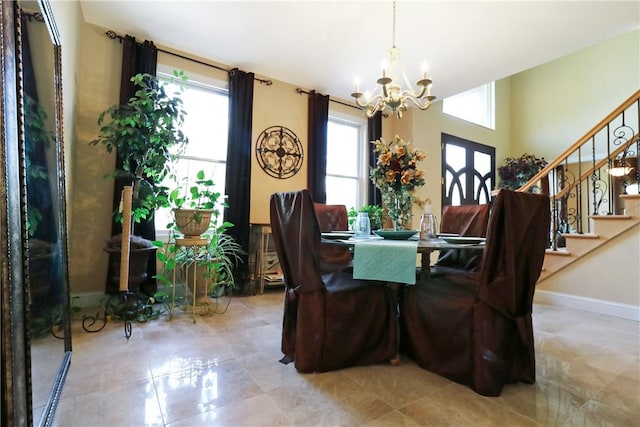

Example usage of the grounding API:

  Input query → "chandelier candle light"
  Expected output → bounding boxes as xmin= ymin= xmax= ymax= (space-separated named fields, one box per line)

xmin=352 ymin=0 xmax=435 ymax=118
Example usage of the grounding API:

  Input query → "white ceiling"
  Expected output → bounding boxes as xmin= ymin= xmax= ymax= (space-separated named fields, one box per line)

xmin=80 ymin=1 xmax=640 ymax=102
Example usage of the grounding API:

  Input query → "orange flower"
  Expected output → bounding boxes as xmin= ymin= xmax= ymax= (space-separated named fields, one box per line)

xmin=370 ymin=135 xmax=426 ymax=194
xmin=379 ymin=151 xmax=392 ymax=166
xmin=401 ymin=170 xmax=413 ymax=185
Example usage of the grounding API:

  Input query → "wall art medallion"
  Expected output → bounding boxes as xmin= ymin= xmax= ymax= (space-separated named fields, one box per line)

xmin=255 ymin=125 xmax=304 ymax=179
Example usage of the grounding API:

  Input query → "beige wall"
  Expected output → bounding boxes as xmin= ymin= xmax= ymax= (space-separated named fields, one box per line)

xmin=62 ymin=18 xmax=121 ymax=295
xmin=537 ymin=225 xmax=640 ymax=306
xmin=250 ymin=79 xmax=309 ymax=224
xmin=393 ymin=78 xmax=513 ymax=229
xmin=510 ymin=30 xmax=640 ymax=159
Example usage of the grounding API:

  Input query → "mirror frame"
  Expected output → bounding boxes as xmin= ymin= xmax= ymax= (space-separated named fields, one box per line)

xmin=1 ymin=1 xmax=72 ymax=426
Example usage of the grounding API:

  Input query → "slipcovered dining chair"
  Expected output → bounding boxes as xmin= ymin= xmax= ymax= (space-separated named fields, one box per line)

xmin=440 ymin=203 xmax=491 ymax=237
xmin=271 ymin=190 xmax=398 ymax=372
xmin=401 ymin=190 xmax=550 ymax=396
xmin=434 ymin=203 xmax=491 ymax=272
xmin=313 ymin=202 xmax=353 ymax=272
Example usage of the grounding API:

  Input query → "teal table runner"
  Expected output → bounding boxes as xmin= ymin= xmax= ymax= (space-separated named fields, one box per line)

xmin=353 ymin=239 xmax=418 ymax=285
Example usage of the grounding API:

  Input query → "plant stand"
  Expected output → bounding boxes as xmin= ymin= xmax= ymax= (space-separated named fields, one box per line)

xmin=169 ymin=237 xmax=217 ymax=323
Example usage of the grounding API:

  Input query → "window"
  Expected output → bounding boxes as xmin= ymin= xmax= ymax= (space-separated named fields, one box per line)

xmin=154 ymin=72 xmax=229 ymax=236
xmin=325 ymin=116 xmax=367 ymax=210
xmin=443 ymin=82 xmax=495 ymax=129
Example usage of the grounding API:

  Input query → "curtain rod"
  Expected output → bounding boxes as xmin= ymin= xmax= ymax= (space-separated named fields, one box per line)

xmin=105 ymin=30 xmax=272 ymax=86
xmin=295 ymin=88 xmax=360 ymax=111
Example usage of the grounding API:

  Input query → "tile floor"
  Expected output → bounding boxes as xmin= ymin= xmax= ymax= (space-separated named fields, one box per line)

xmin=48 ymin=289 xmax=639 ymax=426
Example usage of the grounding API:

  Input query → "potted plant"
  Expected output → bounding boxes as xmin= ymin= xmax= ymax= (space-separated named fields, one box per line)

xmin=103 ymin=234 xmax=156 ymax=293
xmin=89 ymin=70 xmax=190 ymax=295
xmin=167 ymin=169 xmax=222 ymax=238
xmin=154 ymin=170 xmax=245 ymax=304
xmin=497 ymin=153 xmax=548 ymax=191
xmin=348 ymin=204 xmax=384 ymax=231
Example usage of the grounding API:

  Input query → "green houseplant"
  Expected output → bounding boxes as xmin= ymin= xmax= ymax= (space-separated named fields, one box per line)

xmin=167 ymin=169 xmax=222 ymax=238
xmin=348 ymin=204 xmax=384 ymax=231
xmin=90 ymin=71 xmax=190 ymax=223
xmin=89 ymin=71 xmax=190 ymax=295
xmin=497 ymin=153 xmax=548 ymax=191
xmin=154 ymin=170 xmax=245 ymax=301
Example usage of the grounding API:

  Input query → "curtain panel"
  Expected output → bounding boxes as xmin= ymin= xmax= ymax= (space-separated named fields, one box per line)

xmin=225 ymin=68 xmax=255 ymax=294
xmin=306 ymin=90 xmax=329 ymax=203
xmin=106 ymin=35 xmax=158 ymax=295
xmin=367 ymin=112 xmax=383 ymax=206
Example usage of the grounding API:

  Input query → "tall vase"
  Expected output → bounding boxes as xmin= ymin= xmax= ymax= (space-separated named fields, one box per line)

xmin=382 ymin=189 xmax=412 ymax=231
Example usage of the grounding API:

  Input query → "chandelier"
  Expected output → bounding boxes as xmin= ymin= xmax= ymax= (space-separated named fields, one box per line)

xmin=608 ymin=158 xmax=633 ymax=177
xmin=351 ymin=0 xmax=435 ymax=119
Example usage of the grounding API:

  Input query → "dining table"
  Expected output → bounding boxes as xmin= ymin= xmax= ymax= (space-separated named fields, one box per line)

xmin=320 ymin=231 xmax=486 ymax=284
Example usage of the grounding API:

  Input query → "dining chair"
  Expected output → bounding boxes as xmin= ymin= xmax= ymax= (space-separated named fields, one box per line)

xmin=313 ymin=202 xmax=353 ymax=272
xmin=434 ymin=203 xmax=491 ymax=272
xmin=400 ymin=189 xmax=550 ymax=396
xmin=271 ymin=190 xmax=398 ymax=373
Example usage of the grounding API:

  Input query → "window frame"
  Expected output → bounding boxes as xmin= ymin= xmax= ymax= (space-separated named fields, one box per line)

xmin=325 ymin=111 xmax=368 ymax=210
xmin=443 ymin=82 xmax=495 ymax=130
xmin=154 ymin=69 xmax=230 ymax=240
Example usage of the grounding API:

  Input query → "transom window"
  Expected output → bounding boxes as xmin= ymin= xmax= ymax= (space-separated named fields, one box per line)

xmin=443 ymin=82 xmax=495 ymax=130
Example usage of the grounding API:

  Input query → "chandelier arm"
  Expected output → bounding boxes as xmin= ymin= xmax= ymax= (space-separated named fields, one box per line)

xmin=401 ymin=85 xmax=427 ymax=100
xmin=403 ymin=95 xmax=432 ymax=111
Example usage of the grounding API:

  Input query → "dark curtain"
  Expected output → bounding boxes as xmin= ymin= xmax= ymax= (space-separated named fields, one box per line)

xmin=106 ymin=35 xmax=158 ymax=295
xmin=307 ymin=90 xmax=329 ymax=203
xmin=367 ymin=112 xmax=383 ymax=206
xmin=224 ymin=68 xmax=254 ymax=295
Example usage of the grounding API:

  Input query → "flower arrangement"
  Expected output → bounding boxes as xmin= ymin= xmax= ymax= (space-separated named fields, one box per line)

xmin=497 ymin=153 xmax=548 ymax=190
xmin=370 ymin=135 xmax=426 ymax=229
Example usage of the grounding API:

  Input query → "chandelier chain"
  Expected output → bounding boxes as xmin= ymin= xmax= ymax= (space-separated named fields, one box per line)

xmin=392 ymin=0 xmax=396 ymax=47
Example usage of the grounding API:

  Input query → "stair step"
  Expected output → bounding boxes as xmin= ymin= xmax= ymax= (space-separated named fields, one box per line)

xmin=563 ymin=233 xmax=598 ymax=239
xmin=545 ymin=249 xmax=571 ymax=256
xmin=620 ymin=194 xmax=640 ymax=200
xmin=590 ymin=214 xmax=632 ymax=220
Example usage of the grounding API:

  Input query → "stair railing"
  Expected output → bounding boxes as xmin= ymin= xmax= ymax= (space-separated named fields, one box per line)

xmin=518 ymin=90 xmax=640 ymax=250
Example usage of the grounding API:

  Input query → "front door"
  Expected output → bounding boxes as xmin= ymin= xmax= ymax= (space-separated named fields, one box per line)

xmin=441 ymin=133 xmax=495 ymax=206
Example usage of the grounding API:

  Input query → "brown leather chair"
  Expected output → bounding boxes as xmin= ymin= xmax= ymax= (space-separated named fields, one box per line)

xmin=271 ymin=190 xmax=398 ymax=373
xmin=313 ymin=202 xmax=353 ymax=272
xmin=434 ymin=203 xmax=491 ymax=272
xmin=401 ymin=190 xmax=550 ymax=396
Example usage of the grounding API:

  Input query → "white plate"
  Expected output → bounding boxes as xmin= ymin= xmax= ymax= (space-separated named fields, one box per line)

xmin=440 ymin=236 xmax=485 ymax=244
xmin=321 ymin=232 xmax=354 ymax=240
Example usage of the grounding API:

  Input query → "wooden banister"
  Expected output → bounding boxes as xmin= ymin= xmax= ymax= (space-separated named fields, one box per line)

xmin=519 ymin=89 xmax=640 ymax=193
xmin=553 ymin=133 xmax=639 ymax=200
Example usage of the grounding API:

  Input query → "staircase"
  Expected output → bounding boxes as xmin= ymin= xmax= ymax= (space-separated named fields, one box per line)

xmin=517 ymin=90 xmax=640 ymax=286
xmin=539 ymin=194 xmax=640 ymax=282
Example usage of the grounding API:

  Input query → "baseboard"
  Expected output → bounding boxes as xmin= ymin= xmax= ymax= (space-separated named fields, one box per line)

xmin=534 ymin=290 xmax=640 ymax=321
